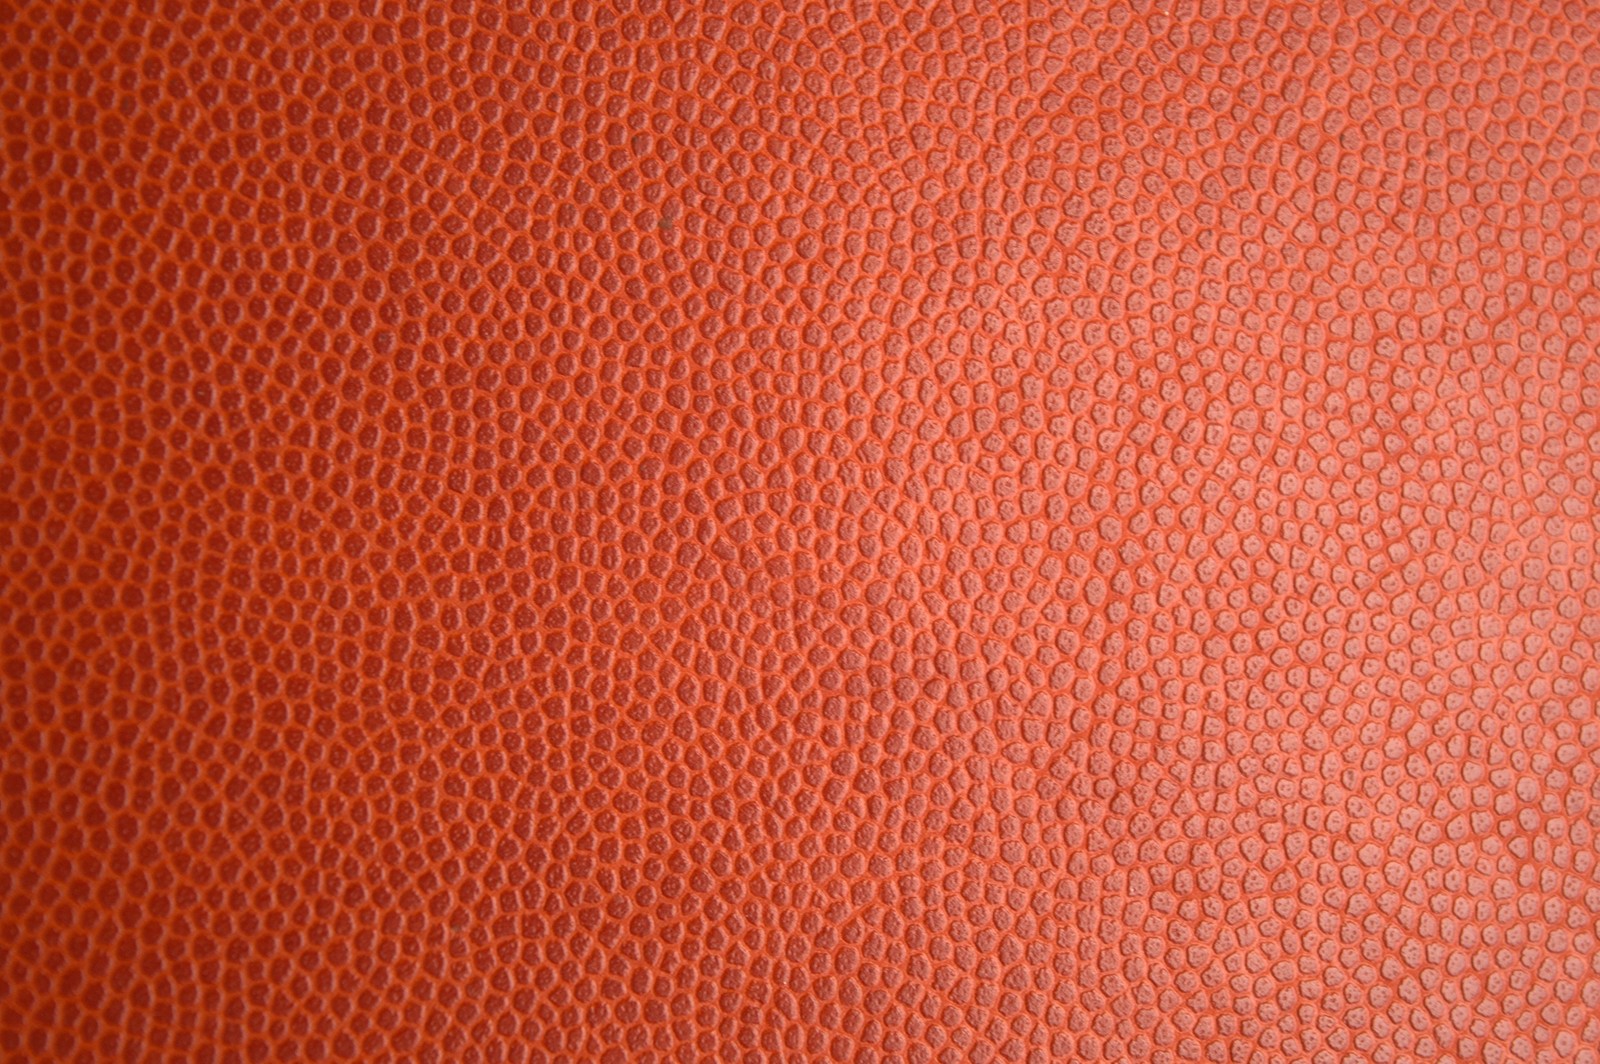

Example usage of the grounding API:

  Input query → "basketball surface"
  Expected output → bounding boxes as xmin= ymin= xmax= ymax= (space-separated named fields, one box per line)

xmin=4 ymin=2 xmax=1600 ymax=1062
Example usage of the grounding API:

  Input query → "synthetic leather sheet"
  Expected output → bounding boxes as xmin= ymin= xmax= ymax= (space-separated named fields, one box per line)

xmin=4 ymin=2 xmax=1600 ymax=1063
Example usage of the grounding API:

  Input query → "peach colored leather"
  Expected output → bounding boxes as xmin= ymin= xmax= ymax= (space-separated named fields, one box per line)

xmin=5 ymin=2 xmax=1600 ymax=1063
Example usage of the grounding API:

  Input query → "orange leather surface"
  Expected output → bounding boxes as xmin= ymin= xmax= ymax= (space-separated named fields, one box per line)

xmin=5 ymin=1 xmax=1600 ymax=1062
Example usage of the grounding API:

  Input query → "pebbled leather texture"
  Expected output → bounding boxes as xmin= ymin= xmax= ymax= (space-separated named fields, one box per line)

xmin=5 ymin=1 xmax=1600 ymax=1062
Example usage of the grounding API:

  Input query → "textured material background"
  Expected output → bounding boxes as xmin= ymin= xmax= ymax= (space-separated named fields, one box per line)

xmin=5 ymin=1 xmax=1600 ymax=1062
